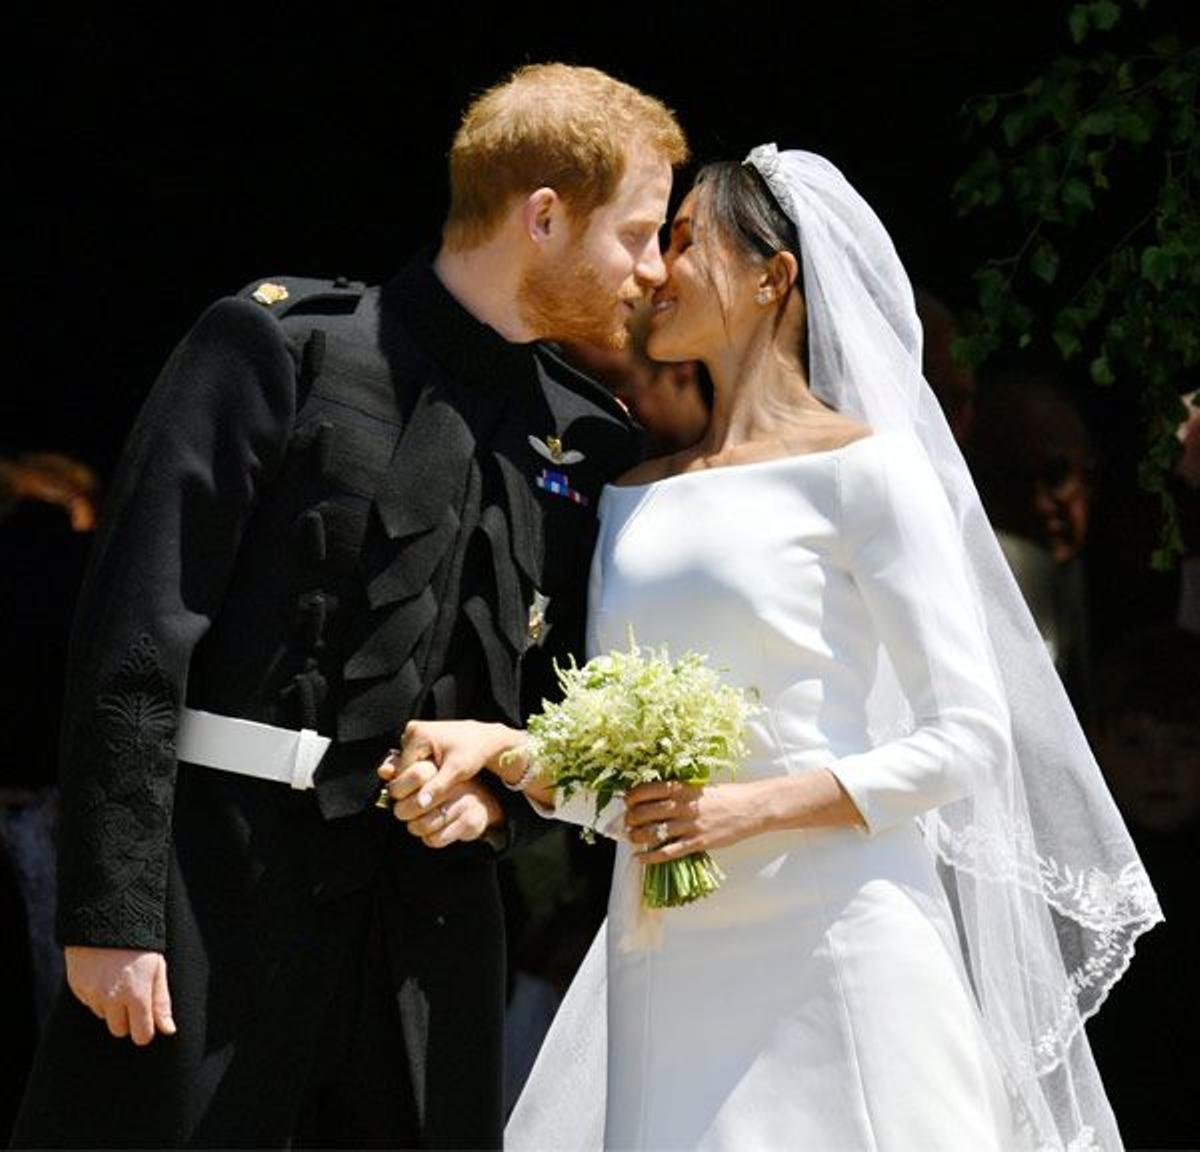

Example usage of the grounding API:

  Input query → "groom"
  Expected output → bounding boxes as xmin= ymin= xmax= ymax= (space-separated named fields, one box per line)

xmin=13 ymin=64 xmax=686 ymax=1149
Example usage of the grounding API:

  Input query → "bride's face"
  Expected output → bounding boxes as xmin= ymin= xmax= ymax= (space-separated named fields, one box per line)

xmin=645 ymin=188 xmax=759 ymax=364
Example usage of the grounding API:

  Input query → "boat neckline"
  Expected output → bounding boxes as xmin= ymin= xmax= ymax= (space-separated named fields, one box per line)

xmin=606 ymin=432 xmax=883 ymax=493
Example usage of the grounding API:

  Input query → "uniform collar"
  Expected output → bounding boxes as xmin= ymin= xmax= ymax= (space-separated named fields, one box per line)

xmin=381 ymin=249 xmax=535 ymax=390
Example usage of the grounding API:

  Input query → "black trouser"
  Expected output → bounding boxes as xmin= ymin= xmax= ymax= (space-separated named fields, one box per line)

xmin=11 ymin=780 xmax=505 ymax=1150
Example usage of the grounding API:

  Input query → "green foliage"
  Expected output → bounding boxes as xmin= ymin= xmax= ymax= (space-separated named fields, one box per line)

xmin=954 ymin=0 xmax=1199 ymax=566
xmin=524 ymin=633 xmax=760 ymax=908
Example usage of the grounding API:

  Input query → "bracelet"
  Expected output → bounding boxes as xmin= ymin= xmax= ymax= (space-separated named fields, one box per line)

xmin=497 ymin=744 xmax=540 ymax=792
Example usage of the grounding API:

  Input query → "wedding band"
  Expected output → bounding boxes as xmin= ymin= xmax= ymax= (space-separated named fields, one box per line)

xmin=653 ymin=821 xmax=670 ymax=845
xmin=375 ymin=787 xmax=392 ymax=810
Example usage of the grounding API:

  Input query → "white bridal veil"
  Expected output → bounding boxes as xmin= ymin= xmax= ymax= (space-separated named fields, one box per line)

xmin=743 ymin=144 xmax=1162 ymax=1152
xmin=507 ymin=146 xmax=1162 ymax=1152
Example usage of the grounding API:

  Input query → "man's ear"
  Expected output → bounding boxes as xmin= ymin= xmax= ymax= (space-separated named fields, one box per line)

xmin=522 ymin=187 xmax=560 ymax=246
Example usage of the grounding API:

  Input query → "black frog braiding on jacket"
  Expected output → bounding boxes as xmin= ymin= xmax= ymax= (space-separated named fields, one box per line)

xmin=13 ymin=255 xmax=638 ymax=1149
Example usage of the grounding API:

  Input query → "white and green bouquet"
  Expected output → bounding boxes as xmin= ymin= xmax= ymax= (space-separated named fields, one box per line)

xmin=520 ymin=636 xmax=759 ymax=909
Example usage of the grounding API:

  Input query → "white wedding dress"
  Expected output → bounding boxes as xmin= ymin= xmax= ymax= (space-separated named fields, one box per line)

xmin=507 ymin=432 xmax=1030 ymax=1151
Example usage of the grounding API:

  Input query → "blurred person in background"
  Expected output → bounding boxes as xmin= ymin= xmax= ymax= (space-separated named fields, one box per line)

xmin=1087 ymin=624 xmax=1200 ymax=1150
xmin=1174 ymin=389 xmax=1200 ymax=634
xmin=914 ymin=288 xmax=976 ymax=448
xmin=1084 ymin=383 xmax=1200 ymax=650
xmin=0 ymin=452 xmax=99 ymax=1144
xmin=0 ymin=453 xmax=99 ymax=532
xmin=561 ymin=299 xmax=711 ymax=457
xmin=968 ymin=373 xmax=1096 ymax=721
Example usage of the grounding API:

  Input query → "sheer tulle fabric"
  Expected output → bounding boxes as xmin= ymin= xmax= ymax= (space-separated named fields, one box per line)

xmin=746 ymin=144 xmax=1160 ymax=1150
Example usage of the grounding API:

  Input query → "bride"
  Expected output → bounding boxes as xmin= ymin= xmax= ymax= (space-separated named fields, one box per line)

xmin=380 ymin=146 xmax=1160 ymax=1151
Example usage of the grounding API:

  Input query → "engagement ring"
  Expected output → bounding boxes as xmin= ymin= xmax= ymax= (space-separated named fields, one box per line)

xmin=653 ymin=821 xmax=670 ymax=845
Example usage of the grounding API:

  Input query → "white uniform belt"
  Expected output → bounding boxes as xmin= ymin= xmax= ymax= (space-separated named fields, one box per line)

xmin=176 ymin=707 xmax=331 ymax=791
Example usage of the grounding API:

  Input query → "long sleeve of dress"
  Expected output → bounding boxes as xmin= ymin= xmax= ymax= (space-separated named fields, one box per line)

xmin=56 ymin=298 xmax=296 ymax=950
xmin=828 ymin=436 xmax=1010 ymax=834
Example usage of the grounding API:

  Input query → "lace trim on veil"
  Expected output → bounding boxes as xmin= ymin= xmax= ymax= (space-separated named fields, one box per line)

xmin=927 ymin=813 xmax=1162 ymax=1076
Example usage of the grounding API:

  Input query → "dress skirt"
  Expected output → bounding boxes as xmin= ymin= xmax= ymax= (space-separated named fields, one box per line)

xmin=604 ymin=799 xmax=1019 ymax=1151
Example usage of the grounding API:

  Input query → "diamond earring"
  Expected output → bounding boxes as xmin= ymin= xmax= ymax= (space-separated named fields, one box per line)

xmin=756 ymin=288 xmax=773 ymax=304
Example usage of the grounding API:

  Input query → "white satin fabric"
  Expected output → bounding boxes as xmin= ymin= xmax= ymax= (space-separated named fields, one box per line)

xmin=508 ymin=434 xmax=1031 ymax=1151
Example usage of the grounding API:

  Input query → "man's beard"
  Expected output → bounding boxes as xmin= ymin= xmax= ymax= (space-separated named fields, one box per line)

xmin=518 ymin=250 xmax=632 ymax=350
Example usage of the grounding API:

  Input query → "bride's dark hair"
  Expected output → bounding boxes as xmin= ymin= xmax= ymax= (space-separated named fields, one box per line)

xmin=693 ymin=161 xmax=809 ymax=372
xmin=695 ymin=162 xmax=801 ymax=272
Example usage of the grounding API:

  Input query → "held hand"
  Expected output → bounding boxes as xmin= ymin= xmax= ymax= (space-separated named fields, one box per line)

xmin=376 ymin=719 xmax=519 ymax=817
xmin=624 ymin=779 xmax=768 ymax=863
xmin=65 ymin=946 xmax=176 ymax=1046
xmin=397 ymin=777 xmax=505 ymax=849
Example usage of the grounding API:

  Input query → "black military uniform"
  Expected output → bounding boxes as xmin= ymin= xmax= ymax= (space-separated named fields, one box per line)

xmin=13 ymin=256 xmax=638 ymax=1148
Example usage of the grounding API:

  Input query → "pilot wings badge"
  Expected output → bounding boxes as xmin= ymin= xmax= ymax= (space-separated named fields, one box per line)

xmin=528 ymin=434 xmax=585 ymax=466
xmin=530 ymin=434 xmax=589 ymax=505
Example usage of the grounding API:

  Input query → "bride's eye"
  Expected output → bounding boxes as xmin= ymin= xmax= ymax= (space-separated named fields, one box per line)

xmin=666 ymin=226 xmax=691 ymax=254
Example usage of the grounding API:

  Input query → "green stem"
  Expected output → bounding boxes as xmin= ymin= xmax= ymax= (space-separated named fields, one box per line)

xmin=642 ymin=852 xmax=727 ymax=909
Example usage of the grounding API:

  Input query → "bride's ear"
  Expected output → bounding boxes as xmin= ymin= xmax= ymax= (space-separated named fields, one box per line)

xmin=772 ymin=252 xmax=799 ymax=297
xmin=756 ymin=252 xmax=798 ymax=305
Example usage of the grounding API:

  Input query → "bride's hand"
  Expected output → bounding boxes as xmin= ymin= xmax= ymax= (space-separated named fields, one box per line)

xmin=624 ymin=779 xmax=768 ymax=861
xmin=377 ymin=719 xmax=521 ymax=819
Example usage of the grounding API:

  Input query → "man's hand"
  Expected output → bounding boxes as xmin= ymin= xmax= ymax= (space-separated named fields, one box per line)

xmin=397 ymin=777 xmax=506 ymax=848
xmin=65 ymin=946 xmax=176 ymax=1045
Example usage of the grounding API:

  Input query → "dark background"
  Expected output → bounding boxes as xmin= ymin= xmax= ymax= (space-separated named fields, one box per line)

xmin=6 ymin=2 xmax=1106 ymax=470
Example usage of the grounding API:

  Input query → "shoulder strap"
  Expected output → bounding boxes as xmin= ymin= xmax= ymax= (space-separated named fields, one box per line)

xmin=237 ymin=275 xmax=367 ymax=319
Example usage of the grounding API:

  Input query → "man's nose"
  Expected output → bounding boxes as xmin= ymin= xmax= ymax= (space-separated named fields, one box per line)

xmin=636 ymin=238 xmax=667 ymax=290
